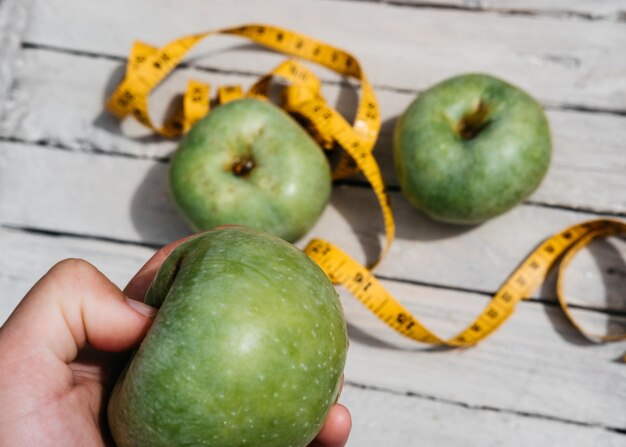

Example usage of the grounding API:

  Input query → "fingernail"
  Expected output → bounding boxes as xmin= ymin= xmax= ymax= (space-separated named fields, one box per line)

xmin=125 ymin=296 xmax=158 ymax=318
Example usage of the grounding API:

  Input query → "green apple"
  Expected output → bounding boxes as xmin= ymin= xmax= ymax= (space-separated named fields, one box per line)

xmin=108 ymin=226 xmax=348 ymax=447
xmin=393 ymin=73 xmax=551 ymax=224
xmin=170 ymin=98 xmax=331 ymax=242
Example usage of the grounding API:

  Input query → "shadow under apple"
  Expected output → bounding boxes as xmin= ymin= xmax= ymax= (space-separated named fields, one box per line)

xmin=129 ymin=161 xmax=193 ymax=246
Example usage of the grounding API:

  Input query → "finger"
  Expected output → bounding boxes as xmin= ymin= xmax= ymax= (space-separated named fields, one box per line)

xmin=310 ymin=404 xmax=352 ymax=447
xmin=123 ymin=234 xmax=196 ymax=301
xmin=0 ymin=259 xmax=157 ymax=364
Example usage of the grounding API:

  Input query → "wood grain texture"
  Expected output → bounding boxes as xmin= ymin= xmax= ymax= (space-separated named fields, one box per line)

xmin=1 ymin=141 xmax=624 ymax=314
xmin=2 ymin=49 xmax=624 ymax=215
xmin=352 ymin=0 xmax=626 ymax=20
xmin=0 ymin=227 xmax=154 ymax=323
xmin=23 ymin=0 xmax=626 ymax=112
xmin=0 ymin=0 xmax=31 ymax=116
xmin=2 ymin=0 xmax=625 ymax=443
xmin=340 ymin=279 xmax=626 ymax=428
xmin=1 ymin=228 xmax=624 ymax=430
xmin=341 ymin=383 xmax=626 ymax=447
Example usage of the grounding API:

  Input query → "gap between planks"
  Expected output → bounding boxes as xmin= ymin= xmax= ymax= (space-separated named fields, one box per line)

xmin=21 ymin=0 xmax=626 ymax=113
xmin=344 ymin=380 xmax=626 ymax=435
xmin=2 ymin=47 xmax=625 ymax=216
xmin=1 ymin=133 xmax=624 ymax=220
xmin=329 ymin=0 xmax=626 ymax=22
xmin=3 ymin=221 xmax=625 ymax=319
xmin=1 ymin=224 xmax=624 ymax=433
xmin=2 ymin=0 xmax=623 ymax=440
xmin=1 ymin=140 xmax=624 ymax=313
xmin=341 ymin=382 xmax=626 ymax=446
xmin=18 ymin=42 xmax=626 ymax=118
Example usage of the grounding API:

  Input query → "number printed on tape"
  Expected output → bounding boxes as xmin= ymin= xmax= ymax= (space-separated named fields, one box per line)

xmin=107 ymin=24 xmax=626 ymax=350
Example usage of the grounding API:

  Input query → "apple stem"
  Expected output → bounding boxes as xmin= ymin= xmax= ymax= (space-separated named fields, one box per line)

xmin=232 ymin=158 xmax=255 ymax=177
xmin=457 ymin=101 xmax=491 ymax=140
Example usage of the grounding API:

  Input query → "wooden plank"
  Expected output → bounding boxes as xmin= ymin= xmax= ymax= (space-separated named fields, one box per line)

xmin=354 ymin=0 xmax=626 ymax=20
xmin=341 ymin=384 xmax=626 ymax=446
xmin=2 ymin=49 xmax=624 ymax=215
xmin=0 ymin=0 xmax=32 ymax=114
xmin=1 ymin=141 xmax=624 ymax=314
xmin=0 ymin=141 xmax=192 ymax=245
xmin=1 ymin=228 xmax=624 ymax=429
xmin=23 ymin=0 xmax=626 ymax=112
xmin=0 ymin=227 xmax=153 ymax=323
xmin=5 ymin=0 xmax=623 ymax=440
xmin=340 ymin=279 xmax=626 ymax=428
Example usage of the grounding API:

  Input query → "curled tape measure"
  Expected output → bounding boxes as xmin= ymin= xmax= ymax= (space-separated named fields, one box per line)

xmin=107 ymin=24 xmax=392 ymax=265
xmin=307 ymin=219 xmax=626 ymax=346
xmin=107 ymin=24 xmax=625 ymax=349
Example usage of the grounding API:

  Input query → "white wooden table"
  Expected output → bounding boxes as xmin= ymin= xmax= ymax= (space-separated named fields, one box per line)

xmin=1 ymin=0 xmax=625 ymax=445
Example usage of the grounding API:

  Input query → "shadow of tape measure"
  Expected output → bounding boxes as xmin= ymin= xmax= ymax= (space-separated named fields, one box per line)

xmin=106 ymin=23 xmax=626 ymax=352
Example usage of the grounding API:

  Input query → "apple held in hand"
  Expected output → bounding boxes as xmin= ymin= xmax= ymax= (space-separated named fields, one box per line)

xmin=170 ymin=99 xmax=331 ymax=242
xmin=108 ymin=226 xmax=348 ymax=447
xmin=393 ymin=73 xmax=551 ymax=224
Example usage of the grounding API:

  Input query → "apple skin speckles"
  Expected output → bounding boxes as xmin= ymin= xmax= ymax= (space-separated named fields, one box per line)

xmin=394 ymin=73 xmax=551 ymax=224
xmin=170 ymin=99 xmax=332 ymax=242
xmin=108 ymin=226 xmax=347 ymax=447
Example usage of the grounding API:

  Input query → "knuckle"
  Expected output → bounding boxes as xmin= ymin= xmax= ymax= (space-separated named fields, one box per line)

xmin=50 ymin=258 xmax=98 ymax=279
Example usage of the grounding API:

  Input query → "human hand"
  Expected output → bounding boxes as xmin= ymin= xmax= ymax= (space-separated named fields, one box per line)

xmin=0 ymin=236 xmax=351 ymax=447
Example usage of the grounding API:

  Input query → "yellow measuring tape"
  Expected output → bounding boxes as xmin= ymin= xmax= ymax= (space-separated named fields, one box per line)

xmin=107 ymin=24 xmax=392 ymax=265
xmin=308 ymin=219 xmax=626 ymax=346
xmin=107 ymin=24 xmax=625 ymax=349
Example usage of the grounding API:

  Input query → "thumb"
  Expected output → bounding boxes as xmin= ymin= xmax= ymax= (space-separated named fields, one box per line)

xmin=0 ymin=258 xmax=156 ymax=365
